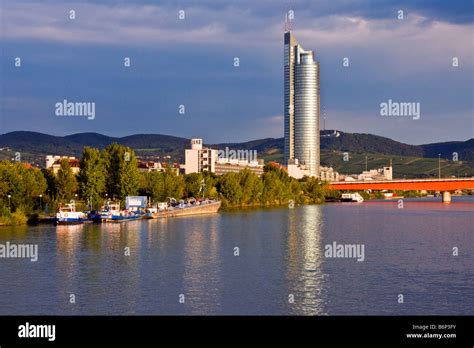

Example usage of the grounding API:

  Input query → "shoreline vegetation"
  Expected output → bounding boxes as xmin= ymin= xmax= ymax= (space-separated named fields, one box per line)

xmin=0 ymin=144 xmax=468 ymax=226
xmin=0 ymin=144 xmax=330 ymax=226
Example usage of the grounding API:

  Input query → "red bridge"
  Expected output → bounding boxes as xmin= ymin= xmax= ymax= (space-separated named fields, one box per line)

xmin=328 ymin=178 xmax=474 ymax=203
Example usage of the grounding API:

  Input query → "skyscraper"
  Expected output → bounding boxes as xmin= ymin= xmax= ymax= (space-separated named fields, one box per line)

xmin=284 ymin=31 xmax=320 ymax=177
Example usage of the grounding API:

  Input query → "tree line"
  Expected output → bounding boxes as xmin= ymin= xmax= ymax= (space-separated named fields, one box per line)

xmin=0 ymin=144 xmax=328 ymax=223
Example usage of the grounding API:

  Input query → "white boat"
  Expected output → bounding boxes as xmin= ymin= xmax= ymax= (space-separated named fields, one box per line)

xmin=383 ymin=192 xmax=404 ymax=199
xmin=341 ymin=193 xmax=364 ymax=203
xmin=55 ymin=203 xmax=88 ymax=225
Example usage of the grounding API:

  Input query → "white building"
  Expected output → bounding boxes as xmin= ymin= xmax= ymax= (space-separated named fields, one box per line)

xmin=357 ymin=166 xmax=392 ymax=181
xmin=184 ymin=139 xmax=218 ymax=174
xmin=320 ymin=166 xmax=340 ymax=181
xmin=215 ymin=157 xmax=264 ymax=176
xmin=341 ymin=166 xmax=393 ymax=181
xmin=287 ymin=159 xmax=311 ymax=179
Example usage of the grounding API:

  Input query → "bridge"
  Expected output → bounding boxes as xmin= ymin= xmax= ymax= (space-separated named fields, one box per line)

xmin=328 ymin=178 xmax=474 ymax=203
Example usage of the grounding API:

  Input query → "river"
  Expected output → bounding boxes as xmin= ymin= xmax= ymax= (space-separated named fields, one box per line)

xmin=0 ymin=197 xmax=472 ymax=315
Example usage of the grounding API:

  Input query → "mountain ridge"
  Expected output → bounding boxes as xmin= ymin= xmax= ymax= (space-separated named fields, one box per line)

xmin=0 ymin=130 xmax=473 ymax=162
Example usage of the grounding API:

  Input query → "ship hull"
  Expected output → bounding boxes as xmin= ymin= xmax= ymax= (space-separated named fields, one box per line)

xmin=152 ymin=201 xmax=221 ymax=219
xmin=55 ymin=218 xmax=89 ymax=225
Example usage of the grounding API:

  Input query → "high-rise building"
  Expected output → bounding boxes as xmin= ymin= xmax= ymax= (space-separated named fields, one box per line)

xmin=284 ymin=31 xmax=320 ymax=177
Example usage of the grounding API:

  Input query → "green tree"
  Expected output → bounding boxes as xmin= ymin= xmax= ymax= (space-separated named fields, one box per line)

xmin=217 ymin=172 xmax=243 ymax=205
xmin=238 ymin=169 xmax=263 ymax=205
xmin=78 ymin=147 xmax=106 ymax=209
xmin=202 ymin=171 xmax=218 ymax=199
xmin=0 ymin=161 xmax=47 ymax=214
xmin=103 ymin=143 xmax=140 ymax=203
xmin=262 ymin=171 xmax=287 ymax=204
xmin=56 ymin=159 xmax=78 ymax=203
xmin=162 ymin=170 xmax=185 ymax=201
xmin=143 ymin=171 xmax=165 ymax=202
xmin=184 ymin=172 xmax=203 ymax=198
xmin=303 ymin=177 xmax=325 ymax=203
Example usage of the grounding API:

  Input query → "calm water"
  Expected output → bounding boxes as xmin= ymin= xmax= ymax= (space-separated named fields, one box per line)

xmin=0 ymin=197 xmax=473 ymax=315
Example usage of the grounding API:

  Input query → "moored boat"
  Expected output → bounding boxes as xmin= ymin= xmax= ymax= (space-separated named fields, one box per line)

xmin=151 ymin=199 xmax=221 ymax=218
xmin=341 ymin=193 xmax=364 ymax=203
xmin=99 ymin=202 xmax=142 ymax=223
xmin=383 ymin=192 xmax=404 ymax=199
xmin=55 ymin=203 xmax=89 ymax=225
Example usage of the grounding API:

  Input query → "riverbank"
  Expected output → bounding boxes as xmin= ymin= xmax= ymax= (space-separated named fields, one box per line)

xmin=0 ymin=211 xmax=28 ymax=226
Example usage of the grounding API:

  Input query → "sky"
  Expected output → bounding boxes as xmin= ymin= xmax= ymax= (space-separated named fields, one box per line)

xmin=0 ymin=0 xmax=473 ymax=144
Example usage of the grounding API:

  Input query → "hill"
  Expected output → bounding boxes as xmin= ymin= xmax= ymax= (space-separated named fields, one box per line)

xmin=0 ymin=130 xmax=472 ymax=177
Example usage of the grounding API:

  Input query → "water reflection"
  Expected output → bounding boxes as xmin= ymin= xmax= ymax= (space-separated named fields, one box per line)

xmin=55 ymin=222 xmax=142 ymax=314
xmin=55 ymin=225 xmax=83 ymax=313
xmin=1 ymin=197 xmax=472 ymax=315
xmin=182 ymin=217 xmax=221 ymax=314
xmin=286 ymin=205 xmax=328 ymax=315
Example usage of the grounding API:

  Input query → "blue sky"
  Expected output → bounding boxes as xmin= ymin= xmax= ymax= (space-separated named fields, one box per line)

xmin=0 ymin=0 xmax=473 ymax=144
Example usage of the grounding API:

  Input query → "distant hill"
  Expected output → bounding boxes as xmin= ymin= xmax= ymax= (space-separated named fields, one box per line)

xmin=214 ymin=132 xmax=474 ymax=162
xmin=0 ymin=130 xmax=473 ymax=163
xmin=64 ymin=132 xmax=118 ymax=148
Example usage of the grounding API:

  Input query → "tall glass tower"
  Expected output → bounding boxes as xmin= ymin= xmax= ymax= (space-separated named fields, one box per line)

xmin=284 ymin=31 xmax=320 ymax=177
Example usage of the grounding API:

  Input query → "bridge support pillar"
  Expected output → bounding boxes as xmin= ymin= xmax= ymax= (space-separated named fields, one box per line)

xmin=442 ymin=191 xmax=451 ymax=204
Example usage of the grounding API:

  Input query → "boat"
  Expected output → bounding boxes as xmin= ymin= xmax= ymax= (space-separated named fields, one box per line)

xmin=108 ymin=211 xmax=141 ymax=222
xmin=383 ymin=192 xmax=404 ymax=199
xmin=98 ymin=202 xmax=142 ymax=223
xmin=150 ymin=199 xmax=221 ymax=219
xmin=87 ymin=210 xmax=102 ymax=223
xmin=341 ymin=193 xmax=364 ymax=203
xmin=55 ymin=202 xmax=89 ymax=225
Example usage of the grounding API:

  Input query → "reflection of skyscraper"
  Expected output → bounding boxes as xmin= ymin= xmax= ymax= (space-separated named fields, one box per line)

xmin=285 ymin=206 xmax=327 ymax=315
xmin=284 ymin=31 xmax=320 ymax=177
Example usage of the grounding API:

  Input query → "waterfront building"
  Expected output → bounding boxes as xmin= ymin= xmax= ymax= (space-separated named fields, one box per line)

xmin=287 ymin=159 xmax=310 ymax=179
xmin=320 ymin=166 xmax=340 ymax=181
xmin=184 ymin=138 xmax=264 ymax=175
xmin=340 ymin=166 xmax=393 ymax=181
xmin=284 ymin=31 xmax=320 ymax=178
xmin=215 ymin=158 xmax=264 ymax=176
xmin=184 ymin=139 xmax=218 ymax=174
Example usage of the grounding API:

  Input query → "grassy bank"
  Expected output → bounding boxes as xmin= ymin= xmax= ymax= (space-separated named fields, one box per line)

xmin=0 ymin=210 xmax=28 ymax=226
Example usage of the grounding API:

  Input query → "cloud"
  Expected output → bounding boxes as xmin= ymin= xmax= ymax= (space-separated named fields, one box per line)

xmin=1 ymin=1 xmax=473 ymax=53
xmin=0 ymin=0 xmax=472 ymax=143
xmin=1 ymin=1 xmax=472 ymax=80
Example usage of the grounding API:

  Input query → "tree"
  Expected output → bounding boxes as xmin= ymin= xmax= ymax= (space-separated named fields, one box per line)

xmin=103 ymin=143 xmax=140 ymax=203
xmin=162 ymin=170 xmax=185 ymax=201
xmin=238 ymin=169 xmax=263 ymax=205
xmin=202 ymin=171 xmax=218 ymax=199
xmin=56 ymin=159 xmax=78 ymax=203
xmin=78 ymin=147 xmax=106 ymax=209
xmin=217 ymin=172 xmax=242 ymax=205
xmin=143 ymin=171 xmax=165 ymax=202
xmin=262 ymin=171 xmax=287 ymax=204
xmin=184 ymin=173 xmax=203 ymax=198
xmin=303 ymin=177 xmax=325 ymax=203
xmin=0 ymin=161 xmax=47 ymax=214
